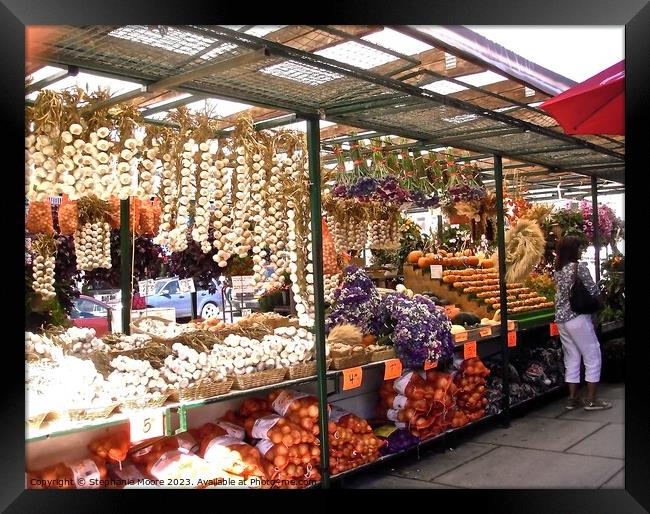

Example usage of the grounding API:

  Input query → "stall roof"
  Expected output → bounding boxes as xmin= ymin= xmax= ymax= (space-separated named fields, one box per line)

xmin=27 ymin=25 xmax=624 ymax=197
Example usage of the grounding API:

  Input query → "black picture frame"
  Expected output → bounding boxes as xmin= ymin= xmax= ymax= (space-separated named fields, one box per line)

xmin=7 ymin=1 xmax=645 ymax=511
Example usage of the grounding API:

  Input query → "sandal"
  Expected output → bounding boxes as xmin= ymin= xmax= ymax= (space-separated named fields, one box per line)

xmin=583 ymin=398 xmax=612 ymax=411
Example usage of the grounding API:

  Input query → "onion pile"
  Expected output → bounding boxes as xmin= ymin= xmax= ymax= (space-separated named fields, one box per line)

xmin=328 ymin=406 xmax=384 ymax=475
xmin=451 ymin=357 xmax=489 ymax=427
xmin=107 ymin=355 xmax=170 ymax=401
xmin=378 ymin=369 xmax=457 ymax=439
xmin=74 ymin=221 xmax=111 ymax=271
xmin=161 ymin=342 xmax=228 ymax=390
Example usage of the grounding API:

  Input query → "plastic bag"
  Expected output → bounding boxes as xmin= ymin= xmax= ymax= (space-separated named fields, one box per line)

xmin=198 ymin=435 xmax=267 ymax=480
xmin=27 ymin=455 xmax=107 ymax=489
xmin=26 ymin=200 xmax=54 ymax=235
xmin=322 ymin=217 xmax=340 ymax=275
xmin=152 ymin=197 xmax=162 ymax=235
xmin=107 ymin=196 xmax=121 ymax=229
xmin=58 ymin=195 xmax=78 ymax=235
xmin=137 ymin=199 xmax=155 ymax=235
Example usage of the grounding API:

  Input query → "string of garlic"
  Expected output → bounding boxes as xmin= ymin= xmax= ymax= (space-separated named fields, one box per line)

xmin=232 ymin=145 xmax=254 ymax=259
xmin=251 ymin=147 xmax=270 ymax=288
xmin=74 ymin=221 xmax=111 ymax=271
xmin=31 ymin=252 xmax=56 ymax=301
xmin=212 ymin=149 xmax=234 ymax=267
xmin=192 ymin=139 xmax=215 ymax=253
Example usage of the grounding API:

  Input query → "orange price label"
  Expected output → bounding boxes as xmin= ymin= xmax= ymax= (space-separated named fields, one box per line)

xmin=424 ymin=360 xmax=438 ymax=370
xmin=384 ymin=359 xmax=403 ymax=380
xmin=130 ymin=410 xmax=164 ymax=443
xmin=455 ymin=331 xmax=468 ymax=343
xmin=550 ymin=323 xmax=559 ymax=337
xmin=342 ymin=367 xmax=363 ymax=391
xmin=479 ymin=327 xmax=492 ymax=338
xmin=507 ymin=331 xmax=517 ymax=347
xmin=507 ymin=320 xmax=515 ymax=332
xmin=463 ymin=341 xmax=477 ymax=360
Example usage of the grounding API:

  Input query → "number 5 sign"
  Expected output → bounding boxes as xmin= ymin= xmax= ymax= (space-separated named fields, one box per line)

xmin=130 ymin=410 xmax=164 ymax=442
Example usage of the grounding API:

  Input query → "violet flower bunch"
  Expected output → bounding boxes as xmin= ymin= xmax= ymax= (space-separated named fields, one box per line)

xmin=326 ymin=265 xmax=382 ymax=335
xmin=380 ymin=293 xmax=453 ymax=367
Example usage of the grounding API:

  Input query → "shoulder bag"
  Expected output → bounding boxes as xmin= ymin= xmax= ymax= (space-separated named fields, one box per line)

xmin=569 ymin=262 xmax=602 ymax=314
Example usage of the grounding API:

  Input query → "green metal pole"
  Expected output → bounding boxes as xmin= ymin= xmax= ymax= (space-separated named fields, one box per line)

xmin=306 ymin=115 xmax=330 ymax=489
xmin=120 ymin=199 xmax=132 ymax=335
xmin=494 ymin=155 xmax=510 ymax=426
xmin=591 ymin=176 xmax=601 ymax=284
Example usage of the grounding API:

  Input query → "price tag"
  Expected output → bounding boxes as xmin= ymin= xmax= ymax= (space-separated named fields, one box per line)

xmin=130 ymin=410 xmax=164 ymax=443
xmin=179 ymin=278 xmax=196 ymax=293
xmin=429 ymin=264 xmax=443 ymax=279
xmin=463 ymin=341 xmax=477 ymax=360
xmin=138 ymin=280 xmax=148 ymax=297
xmin=342 ymin=367 xmax=363 ymax=391
xmin=507 ymin=331 xmax=517 ymax=347
xmin=241 ymin=308 xmax=252 ymax=317
xmin=550 ymin=323 xmax=559 ymax=337
xmin=384 ymin=359 xmax=403 ymax=380
xmin=454 ymin=331 xmax=468 ymax=343
xmin=507 ymin=320 xmax=515 ymax=332
xmin=479 ymin=327 xmax=492 ymax=338
xmin=424 ymin=360 xmax=438 ymax=370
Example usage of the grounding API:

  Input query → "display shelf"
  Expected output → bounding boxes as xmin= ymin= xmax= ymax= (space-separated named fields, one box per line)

xmin=509 ymin=385 xmax=565 ymax=410
xmin=328 ymin=412 xmax=501 ymax=483
xmin=26 ymin=403 xmax=175 ymax=442
xmin=600 ymin=319 xmax=624 ymax=334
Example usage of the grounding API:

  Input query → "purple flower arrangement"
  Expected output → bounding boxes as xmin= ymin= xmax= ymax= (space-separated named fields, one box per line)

xmin=325 ymin=265 xmax=383 ymax=335
xmin=379 ymin=293 xmax=454 ymax=367
xmin=446 ymin=184 xmax=487 ymax=203
xmin=331 ymin=175 xmax=437 ymax=208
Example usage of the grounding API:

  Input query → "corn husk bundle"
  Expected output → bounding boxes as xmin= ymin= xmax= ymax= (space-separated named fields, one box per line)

xmin=495 ymin=219 xmax=546 ymax=284
xmin=26 ymin=200 xmax=54 ymax=235
xmin=523 ymin=203 xmax=554 ymax=226
xmin=31 ymin=234 xmax=57 ymax=300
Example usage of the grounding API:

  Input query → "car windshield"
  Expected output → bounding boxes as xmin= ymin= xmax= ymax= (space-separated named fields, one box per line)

xmin=155 ymin=280 xmax=170 ymax=294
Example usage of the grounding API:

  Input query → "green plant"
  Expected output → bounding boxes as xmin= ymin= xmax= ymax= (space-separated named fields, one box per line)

xmin=599 ymin=255 xmax=624 ymax=323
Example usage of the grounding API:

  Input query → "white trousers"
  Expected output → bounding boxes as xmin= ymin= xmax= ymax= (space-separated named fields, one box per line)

xmin=557 ymin=314 xmax=602 ymax=383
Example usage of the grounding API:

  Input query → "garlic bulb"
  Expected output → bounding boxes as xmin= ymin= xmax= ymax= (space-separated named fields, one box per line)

xmin=324 ymin=273 xmax=341 ymax=304
xmin=212 ymin=152 xmax=234 ymax=266
xmin=111 ymin=333 xmax=152 ymax=351
xmin=108 ymin=355 xmax=171 ymax=400
xmin=74 ymin=222 xmax=111 ymax=271
xmin=191 ymin=139 xmax=215 ymax=253
xmin=57 ymin=326 xmax=110 ymax=355
xmin=31 ymin=252 xmax=56 ymax=301
xmin=161 ymin=342 xmax=227 ymax=389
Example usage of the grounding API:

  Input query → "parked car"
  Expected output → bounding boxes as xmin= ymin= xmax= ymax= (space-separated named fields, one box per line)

xmin=69 ymin=295 xmax=112 ymax=337
xmin=145 ymin=277 xmax=225 ymax=320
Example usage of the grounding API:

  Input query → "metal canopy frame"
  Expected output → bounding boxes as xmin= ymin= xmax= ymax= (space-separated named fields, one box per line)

xmin=29 ymin=24 xmax=624 ymax=189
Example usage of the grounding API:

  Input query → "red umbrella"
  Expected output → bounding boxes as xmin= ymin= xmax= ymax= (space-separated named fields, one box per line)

xmin=540 ymin=60 xmax=624 ymax=136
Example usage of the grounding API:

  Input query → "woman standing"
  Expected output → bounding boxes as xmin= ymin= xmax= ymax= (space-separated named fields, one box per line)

xmin=554 ymin=236 xmax=611 ymax=411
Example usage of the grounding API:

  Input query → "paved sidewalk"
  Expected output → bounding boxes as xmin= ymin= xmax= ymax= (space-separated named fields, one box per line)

xmin=346 ymin=383 xmax=624 ymax=489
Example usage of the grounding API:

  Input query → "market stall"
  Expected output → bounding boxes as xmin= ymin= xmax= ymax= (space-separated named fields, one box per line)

xmin=25 ymin=25 xmax=624 ymax=489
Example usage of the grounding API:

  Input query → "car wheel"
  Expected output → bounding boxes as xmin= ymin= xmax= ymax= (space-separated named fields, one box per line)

xmin=200 ymin=302 xmax=220 ymax=320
